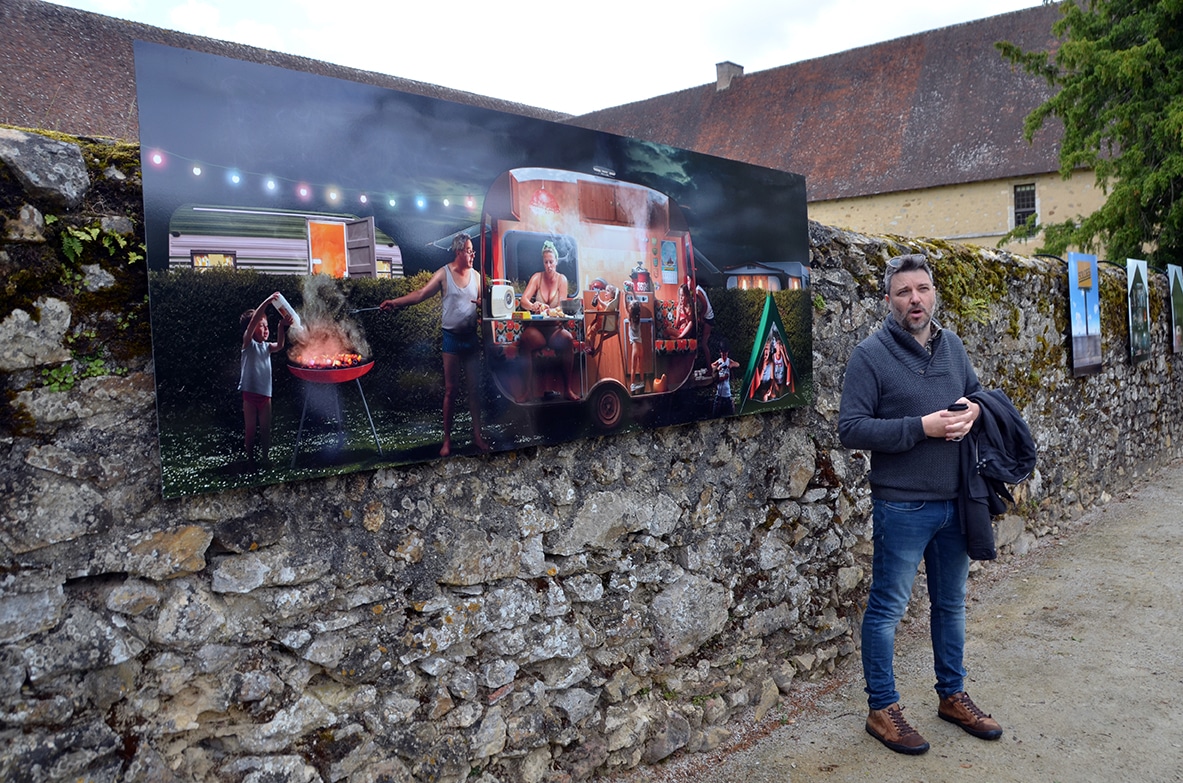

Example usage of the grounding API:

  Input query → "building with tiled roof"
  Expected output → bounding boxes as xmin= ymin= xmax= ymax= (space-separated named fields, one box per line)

xmin=570 ymin=3 xmax=1100 ymax=252
xmin=3 ymin=0 xmax=1099 ymax=251
xmin=0 ymin=0 xmax=565 ymax=142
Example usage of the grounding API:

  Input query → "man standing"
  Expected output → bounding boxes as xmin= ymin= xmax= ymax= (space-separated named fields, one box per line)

xmin=838 ymin=253 xmax=1003 ymax=755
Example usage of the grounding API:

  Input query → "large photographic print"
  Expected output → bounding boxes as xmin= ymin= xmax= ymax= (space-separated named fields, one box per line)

xmin=135 ymin=42 xmax=811 ymax=498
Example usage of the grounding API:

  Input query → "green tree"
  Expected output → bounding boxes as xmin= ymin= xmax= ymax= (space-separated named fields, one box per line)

xmin=997 ymin=0 xmax=1183 ymax=265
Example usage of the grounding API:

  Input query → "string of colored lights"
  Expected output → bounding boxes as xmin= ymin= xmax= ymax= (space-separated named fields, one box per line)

xmin=144 ymin=148 xmax=479 ymax=213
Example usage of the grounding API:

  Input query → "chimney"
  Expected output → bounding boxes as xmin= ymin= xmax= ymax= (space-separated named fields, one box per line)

xmin=716 ymin=61 xmax=744 ymax=91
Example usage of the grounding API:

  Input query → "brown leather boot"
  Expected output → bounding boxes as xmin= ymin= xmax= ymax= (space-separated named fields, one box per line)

xmin=938 ymin=691 xmax=1003 ymax=740
xmin=866 ymin=702 xmax=930 ymax=754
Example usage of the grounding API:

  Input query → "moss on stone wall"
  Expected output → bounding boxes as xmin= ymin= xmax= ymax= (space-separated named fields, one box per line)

xmin=0 ymin=130 xmax=149 ymax=433
xmin=1099 ymin=264 xmax=1130 ymax=343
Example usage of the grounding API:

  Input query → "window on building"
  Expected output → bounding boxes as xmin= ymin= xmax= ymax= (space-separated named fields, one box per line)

xmin=1014 ymin=184 xmax=1037 ymax=229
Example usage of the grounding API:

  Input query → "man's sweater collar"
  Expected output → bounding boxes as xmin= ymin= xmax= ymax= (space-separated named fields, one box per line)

xmin=878 ymin=315 xmax=948 ymax=373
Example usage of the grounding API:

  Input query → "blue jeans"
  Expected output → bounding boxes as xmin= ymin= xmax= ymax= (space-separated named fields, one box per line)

xmin=862 ymin=498 xmax=970 ymax=710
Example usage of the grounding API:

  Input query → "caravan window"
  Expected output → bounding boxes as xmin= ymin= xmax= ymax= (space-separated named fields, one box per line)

xmin=502 ymin=231 xmax=578 ymax=294
xmin=191 ymin=251 xmax=236 ymax=269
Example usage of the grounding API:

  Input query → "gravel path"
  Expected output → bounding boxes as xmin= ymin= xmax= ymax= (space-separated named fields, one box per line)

xmin=602 ymin=462 xmax=1183 ymax=783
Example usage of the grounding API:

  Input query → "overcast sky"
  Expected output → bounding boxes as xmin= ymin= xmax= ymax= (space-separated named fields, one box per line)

xmin=49 ymin=0 xmax=1048 ymax=115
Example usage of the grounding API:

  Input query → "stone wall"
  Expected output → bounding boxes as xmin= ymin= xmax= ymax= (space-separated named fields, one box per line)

xmin=3 ymin=128 xmax=1180 ymax=783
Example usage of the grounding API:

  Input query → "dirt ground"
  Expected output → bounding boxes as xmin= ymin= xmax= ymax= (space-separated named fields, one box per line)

xmin=604 ymin=462 xmax=1183 ymax=783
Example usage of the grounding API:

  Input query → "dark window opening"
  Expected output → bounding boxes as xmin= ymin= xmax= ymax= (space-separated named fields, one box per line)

xmin=1014 ymin=184 xmax=1037 ymax=229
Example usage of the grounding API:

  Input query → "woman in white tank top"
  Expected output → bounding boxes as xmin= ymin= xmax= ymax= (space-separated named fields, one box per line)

xmin=380 ymin=234 xmax=489 ymax=456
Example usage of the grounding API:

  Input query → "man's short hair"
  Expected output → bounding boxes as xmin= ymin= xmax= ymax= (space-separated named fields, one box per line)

xmin=451 ymin=233 xmax=472 ymax=256
xmin=884 ymin=253 xmax=933 ymax=293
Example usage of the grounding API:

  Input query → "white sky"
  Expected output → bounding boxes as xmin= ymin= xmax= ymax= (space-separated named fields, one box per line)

xmin=47 ymin=0 xmax=1047 ymax=115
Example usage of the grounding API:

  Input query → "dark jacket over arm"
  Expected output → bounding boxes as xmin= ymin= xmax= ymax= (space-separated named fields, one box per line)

xmin=958 ymin=389 xmax=1037 ymax=560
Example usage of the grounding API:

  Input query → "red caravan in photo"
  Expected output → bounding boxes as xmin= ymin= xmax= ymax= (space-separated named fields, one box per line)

xmin=479 ymin=168 xmax=701 ymax=430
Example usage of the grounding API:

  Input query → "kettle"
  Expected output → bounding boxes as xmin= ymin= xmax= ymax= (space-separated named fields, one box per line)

xmin=630 ymin=264 xmax=651 ymax=293
xmin=490 ymin=279 xmax=515 ymax=319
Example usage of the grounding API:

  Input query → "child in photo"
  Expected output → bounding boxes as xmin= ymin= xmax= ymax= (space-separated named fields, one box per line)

xmin=239 ymin=292 xmax=291 ymax=468
xmin=627 ymin=298 xmax=644 ymax=393
xmin=711 ymin=340 xmax=740 ymax=417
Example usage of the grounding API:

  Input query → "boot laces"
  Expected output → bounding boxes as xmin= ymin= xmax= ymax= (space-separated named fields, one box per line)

xmin=888 ymin=705 xmax=920 ymax=736
xmin=953 ymin=692 xmax=990 ymax=719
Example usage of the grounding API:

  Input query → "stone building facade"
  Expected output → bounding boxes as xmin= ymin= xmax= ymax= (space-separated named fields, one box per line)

xmin=808 ymin=171 xmax=1106 ymax=252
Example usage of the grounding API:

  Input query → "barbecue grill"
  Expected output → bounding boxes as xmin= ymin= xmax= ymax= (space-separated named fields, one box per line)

xmin=287 ymin=358 xmax=382 ymax=467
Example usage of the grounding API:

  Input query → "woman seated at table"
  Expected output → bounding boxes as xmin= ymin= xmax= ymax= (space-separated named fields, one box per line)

xmin=518 ymin=240 xmax=578 ymax=401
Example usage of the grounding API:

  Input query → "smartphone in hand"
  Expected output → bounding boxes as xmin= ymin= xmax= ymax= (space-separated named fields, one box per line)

xmin=947 ymin=401 xmax=968 ymax=440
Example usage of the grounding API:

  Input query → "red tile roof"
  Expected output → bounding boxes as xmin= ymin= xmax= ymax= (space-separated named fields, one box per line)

xmin=570 ymin=4 xmax=1066 ymax=202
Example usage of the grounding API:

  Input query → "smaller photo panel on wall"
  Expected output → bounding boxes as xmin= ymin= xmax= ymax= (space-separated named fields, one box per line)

xmin=1168 ymin=264 xmax=1183 ymax=354
xmin=1067 ymin=252 xmax=1102 ymax=377
xmin=1127 ymin=258 xmax=1151 ymax=364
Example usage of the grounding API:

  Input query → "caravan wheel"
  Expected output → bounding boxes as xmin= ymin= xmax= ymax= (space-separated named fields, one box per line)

xmin=588 ymin=384 xmax=628 ymax=431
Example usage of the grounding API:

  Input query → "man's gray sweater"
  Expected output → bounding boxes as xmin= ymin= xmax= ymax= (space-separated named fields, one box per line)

xmin=838 ymin=315 xmax=981 ymax=501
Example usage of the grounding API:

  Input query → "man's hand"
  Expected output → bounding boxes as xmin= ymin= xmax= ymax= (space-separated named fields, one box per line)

xmin=922 ymin=399 xmax=979 ymax=440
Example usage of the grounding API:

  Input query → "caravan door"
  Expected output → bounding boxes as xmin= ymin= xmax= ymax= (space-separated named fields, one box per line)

xmin=345 ymin=217 xmax=378 ymax=278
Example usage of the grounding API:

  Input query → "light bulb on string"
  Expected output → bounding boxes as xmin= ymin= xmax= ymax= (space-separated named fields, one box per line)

xmin=150 ymin=147 xmax=481 ymax=219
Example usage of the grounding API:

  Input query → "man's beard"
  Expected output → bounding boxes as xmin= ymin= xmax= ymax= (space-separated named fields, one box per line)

xmin=892 ymin=302 xmax=935 ymax=334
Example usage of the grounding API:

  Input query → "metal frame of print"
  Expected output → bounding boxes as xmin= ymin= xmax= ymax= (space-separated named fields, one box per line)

xmin=135 ymin=42 xmax=812 ymax=498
